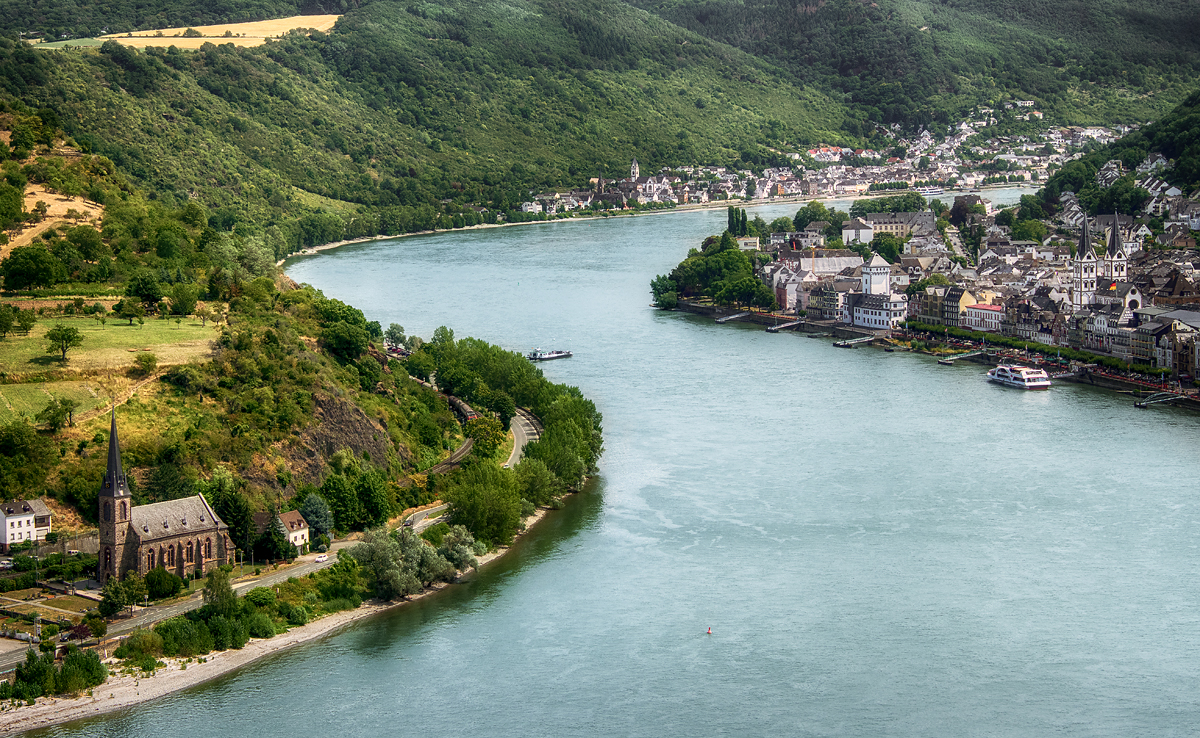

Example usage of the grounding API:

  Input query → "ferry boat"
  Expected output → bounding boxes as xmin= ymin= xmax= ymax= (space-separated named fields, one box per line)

xmin=915 ymin=186 xmax=944 ymax=196
xmin=987 ymin=364 xmax=1052 ymax=390
xmin=527 ymin=349 xmax=572 ymax=362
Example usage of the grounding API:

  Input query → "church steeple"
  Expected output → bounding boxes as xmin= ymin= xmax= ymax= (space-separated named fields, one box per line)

xmin=101 ymin=411 xmax=129 ymax=499
xmin=1077 ymin=216 xmax=1095 ymax=259
xmin=1106 ymin=210 xmax=1123 ymax=257
xmin=630 ymin=157 xmax=639 ymax=179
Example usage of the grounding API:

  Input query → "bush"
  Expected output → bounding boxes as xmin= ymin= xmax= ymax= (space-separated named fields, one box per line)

xmin=145 ymin=566 xmax=184 ymax=599
xmin=245 ymin=611 xmax=276 ymax=639
xmin=243 ymin=587 xmax=276 ymax=608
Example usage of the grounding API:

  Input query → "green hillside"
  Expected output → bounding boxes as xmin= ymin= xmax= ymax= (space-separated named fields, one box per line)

xmin=620 ymin=0 xmax=1200 ymax=129
xmin=0 ymin=0 xmax=847 ymax=260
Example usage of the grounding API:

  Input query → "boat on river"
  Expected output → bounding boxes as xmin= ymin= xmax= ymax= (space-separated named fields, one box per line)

xmin=527 ymin=349 xmax=572 ymax=362
xmin=987 ymin=364 xmax=1052 ymax=390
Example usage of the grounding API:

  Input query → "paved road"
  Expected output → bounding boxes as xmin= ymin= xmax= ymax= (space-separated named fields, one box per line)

xmin=504 ymin=408 xmax=542 ymax=468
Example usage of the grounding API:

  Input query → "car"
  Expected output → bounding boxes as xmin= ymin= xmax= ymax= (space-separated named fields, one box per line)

xmin=314 ymin=554 xmax=329 ymax=563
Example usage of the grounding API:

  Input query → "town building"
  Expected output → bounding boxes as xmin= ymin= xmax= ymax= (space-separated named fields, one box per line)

xmin=97 ymin=413 xmax=233 ymax=584
xmin=1 ymin=499 xmax=51 ymax=553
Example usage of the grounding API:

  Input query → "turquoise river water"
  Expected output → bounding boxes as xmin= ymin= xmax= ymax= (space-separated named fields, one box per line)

xmin=30 ymin=190 xmax=1200 ymax=736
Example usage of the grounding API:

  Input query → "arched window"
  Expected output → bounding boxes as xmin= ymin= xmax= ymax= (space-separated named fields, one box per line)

xmin=168 ymin=545 xmax=175 ymax=567
xmin=186 ymin=540 xmax=194 ymax=563
xmin=120 ymin=501 xmax=127 ymax=520
xmin=104 ymin=502 xmax=111 ymax=522
xmin=147 ymin=549 xmax=154 ymax=569
xmin=205 ymin=538 xmax=212 ymax=559
xmin=104 ymin=547 xmax=112 ymax=572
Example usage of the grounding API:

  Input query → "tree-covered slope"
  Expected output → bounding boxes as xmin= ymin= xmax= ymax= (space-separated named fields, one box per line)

xmin=0 ymin=0 xmax=847 ymax=259
xmin=619 ymin=0 xmax=1200 ymax=129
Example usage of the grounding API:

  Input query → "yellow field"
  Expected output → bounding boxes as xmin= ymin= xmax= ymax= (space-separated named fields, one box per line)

xmin=101 ymin=14 xmax=340 ymax=48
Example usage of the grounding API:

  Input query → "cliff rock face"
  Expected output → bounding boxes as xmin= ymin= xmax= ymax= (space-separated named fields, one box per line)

xmin=245 ymin=392 xmax=394 ymax=492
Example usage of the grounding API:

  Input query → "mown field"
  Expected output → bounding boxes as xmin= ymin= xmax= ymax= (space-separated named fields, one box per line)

xmin=0 ymin=316 xmax=216 ymax=374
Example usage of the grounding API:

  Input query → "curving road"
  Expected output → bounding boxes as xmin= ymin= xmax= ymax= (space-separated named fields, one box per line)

xmin=504 ymin=408 xmax=542 ymax=468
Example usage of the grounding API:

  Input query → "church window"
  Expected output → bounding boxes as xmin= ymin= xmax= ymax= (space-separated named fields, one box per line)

xmin=187 ymin=540 xmax=194 ymax=563
xmin=120 ymin=501 xmax=127 ymax=521
xmin=148 ymin=549 xmax=154 ymax=569
xmin=104 ymin=547 xmax=112 ymax=572
xmin=104 ymin=502 xmax=111 ymax=522
xmin=205 ymin=538 xmax=212 ymax=559
xmin=168 ymin=545 xmax=175 ymax=566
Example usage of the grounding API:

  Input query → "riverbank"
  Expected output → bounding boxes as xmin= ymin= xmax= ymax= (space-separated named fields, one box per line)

xmin=0 ymin=506 xmax=553 ymax=737
xmin=278 ymin=186 xmax=1037 ymax=267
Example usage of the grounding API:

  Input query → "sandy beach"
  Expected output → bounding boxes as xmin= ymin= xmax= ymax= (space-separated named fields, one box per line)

xmin=0 ymin=507 xmax=551 ymax=736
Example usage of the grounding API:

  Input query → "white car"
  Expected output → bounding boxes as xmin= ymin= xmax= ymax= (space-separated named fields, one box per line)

xmin=314 ymin=554 xmax=329 ymax=563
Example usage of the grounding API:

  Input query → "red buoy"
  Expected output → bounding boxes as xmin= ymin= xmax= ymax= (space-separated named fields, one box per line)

xmin=707 ymin=627 xmax=712 ymax=635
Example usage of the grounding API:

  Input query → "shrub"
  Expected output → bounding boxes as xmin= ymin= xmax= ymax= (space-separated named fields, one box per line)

xmin=145 ymin=566 xmax=184 ymax=599
xmin=245 ymin=611 xmax=275 ymax=639
xmin=244 ymin=586 xmax=276 ymax=608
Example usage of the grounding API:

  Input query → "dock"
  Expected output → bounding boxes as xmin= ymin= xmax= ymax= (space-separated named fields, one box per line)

xmin=833 ymin=335 xmax=875 ymax=348
xmin=1134 ymin=392 xmax=1187 ymax=408
xmin=715 ymin=311 xmax=751 ymax=324
xmin=766 ymin=320 xmax=803 ymax=333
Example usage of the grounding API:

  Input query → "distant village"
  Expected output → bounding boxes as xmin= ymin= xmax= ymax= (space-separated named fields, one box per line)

xmin=518 ymin=106 xmax=1128 ymax=214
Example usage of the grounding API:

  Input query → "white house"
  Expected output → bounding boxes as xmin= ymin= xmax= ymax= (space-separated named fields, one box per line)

xmin=842 ymin=254 xmax=908 ymax=330
xmin=842 ymin=218 xmax=874 ymax=245
xmin=1 ymin=499 xmax=51 ymax=552
xmin=278 ymin=511 xmax=310 ymax=554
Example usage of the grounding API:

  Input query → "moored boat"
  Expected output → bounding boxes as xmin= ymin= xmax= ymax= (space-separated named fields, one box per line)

xmin=987 ymin=364 xmax=1052 ymax=390
xmin=527 ymin=349 xmax=572 ymax=362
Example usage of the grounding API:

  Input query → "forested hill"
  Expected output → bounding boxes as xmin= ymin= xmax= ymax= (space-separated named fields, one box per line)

xmin=1033 ymin=87 xmax=1200 ymax=215
xmin=618 ymin=0 xmax=1200 ymax=130
xmin=0 ymin=0 xmax=845 ymax=260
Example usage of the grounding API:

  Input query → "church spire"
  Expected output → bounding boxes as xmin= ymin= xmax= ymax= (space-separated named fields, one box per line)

xmin=1078 ymin=216 xmax=1095 ymax=258
xmin=102 ymin=410 xmax=129 ymax=498
xmin=1106 ymin=210 xmax=1123 ymax=257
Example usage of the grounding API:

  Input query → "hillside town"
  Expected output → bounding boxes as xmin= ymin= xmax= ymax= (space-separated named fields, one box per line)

xmin=751 ymin=152 xmax=1200 ymax=379
xmin=519 ymin=109 xmax=1126 ymax=213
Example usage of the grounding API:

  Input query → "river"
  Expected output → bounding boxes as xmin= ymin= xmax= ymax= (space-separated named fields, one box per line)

xmin=33 ymin=188 xmax=1200 ymax=736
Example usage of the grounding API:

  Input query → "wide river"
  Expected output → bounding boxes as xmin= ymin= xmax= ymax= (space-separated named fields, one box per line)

xmin=36 ymin=189 xmax=1200 ymax=736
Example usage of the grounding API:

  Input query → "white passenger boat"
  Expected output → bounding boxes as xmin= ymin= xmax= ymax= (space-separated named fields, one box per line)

xmin=527 ymin=349 xmax=572 ymax=362
xmin=987 ymin=364 xmax=1052 ymax=390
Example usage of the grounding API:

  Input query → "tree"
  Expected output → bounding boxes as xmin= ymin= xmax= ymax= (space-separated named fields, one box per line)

xmin=0 ymin=305 xmax=14 ymax=338
xmin=169 ymin=283 xmax=199 ymax=316
xmin=131 ymin=352 xmax=157 ymax=377
xmin=86 ymin=617 xmax=107 ymax=638
xmin=1 ymin=246 xmax=63 ymax=290
xmin=437 ymin=524 xmax=485 ymax=571
xmin=465 ymin=415 xmax=506 ymax=457
xmin=515 ymin=457 xmax=563 ymax=507
xmin=299 ymin=493 xmax=334 ymax=540
xmin=384 ymin=323 xmax=406 ymax=347
xmin=349 ymin=528 xmax=422 ymax=600
xmin=202 ymin=568 xmax=238 ymax=618
xmin=117 ymin=300 xmax=145 ymax=325
xmin=98 ymin=577 xmax=126 ymax=617
xmin=35 ymin=397 xmax=78 ymax=432
xmin=768 ymin=216 xmax=795 ymax=234
xmin=123 ymin=273 xmax=162 ymax=309
xmin=322 ymin=320 xmax=369 ymax=362
xmin=794 ymin=201 xmax=831 ymax=231
xmin=44 ymin=323 xmax=83 ymax=360
xmin=122 ymin=571 xmax=147 ymax=611
xmin=869 ymin=234 xmax=903 ymax=263
xmin=145 ymin=566 xmax=184 ymax=599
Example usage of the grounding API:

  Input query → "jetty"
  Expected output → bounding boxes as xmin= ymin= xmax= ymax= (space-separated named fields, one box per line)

xmin=1134 ymin=392 xmax=1187 ymax=409
xmin=834 ymin=335 xmax=875 ymax=348
xmin=766 ymin=320 xmax=803 ymax=333
xmin=715 ymin=311 xmax=751 ymax=324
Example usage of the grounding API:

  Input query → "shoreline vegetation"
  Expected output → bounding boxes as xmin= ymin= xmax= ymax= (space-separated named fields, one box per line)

xmin=0 ymin=502 xmax=562 ymax=737
xmin=276 ymin=184 xmax=1036 ymax=266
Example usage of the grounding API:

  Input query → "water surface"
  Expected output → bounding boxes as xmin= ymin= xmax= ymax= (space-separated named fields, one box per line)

xmin=35 ymin=187 xmax=1200 ymax=737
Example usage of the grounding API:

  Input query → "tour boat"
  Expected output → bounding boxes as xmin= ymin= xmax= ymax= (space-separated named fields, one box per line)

xmin=527 ymin=349 xmax=572 ymax=362
xmin=987 ymin=364 xmax=1052 ymax=390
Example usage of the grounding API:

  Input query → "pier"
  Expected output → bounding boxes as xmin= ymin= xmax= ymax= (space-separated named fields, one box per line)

xmin=766 ymin=320 xmax=803 ymax=333
xmin=715 ymin=311 xmax=751 ymax=324
xmin=833 ymin=335 xmax=875 ymax=348
xmin=1134 ymin=392 xmax=1187 ymax=409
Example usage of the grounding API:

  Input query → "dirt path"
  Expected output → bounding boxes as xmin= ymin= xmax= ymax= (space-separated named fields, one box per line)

xmin=3 ymin=185 xmax=104 ymax=256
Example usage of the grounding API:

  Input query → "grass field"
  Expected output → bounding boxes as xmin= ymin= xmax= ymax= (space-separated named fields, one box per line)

xmin=0 ymin=381 xmax=108 ymax=423
xmin=0 ymin=315 xmax=217 ymax=375
xmin=42 ymin=595 xmax=95 ymax=613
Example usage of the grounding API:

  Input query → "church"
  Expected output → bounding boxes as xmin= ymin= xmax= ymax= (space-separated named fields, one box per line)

xmin=97 ymin=413 xmax=233 ymax=584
